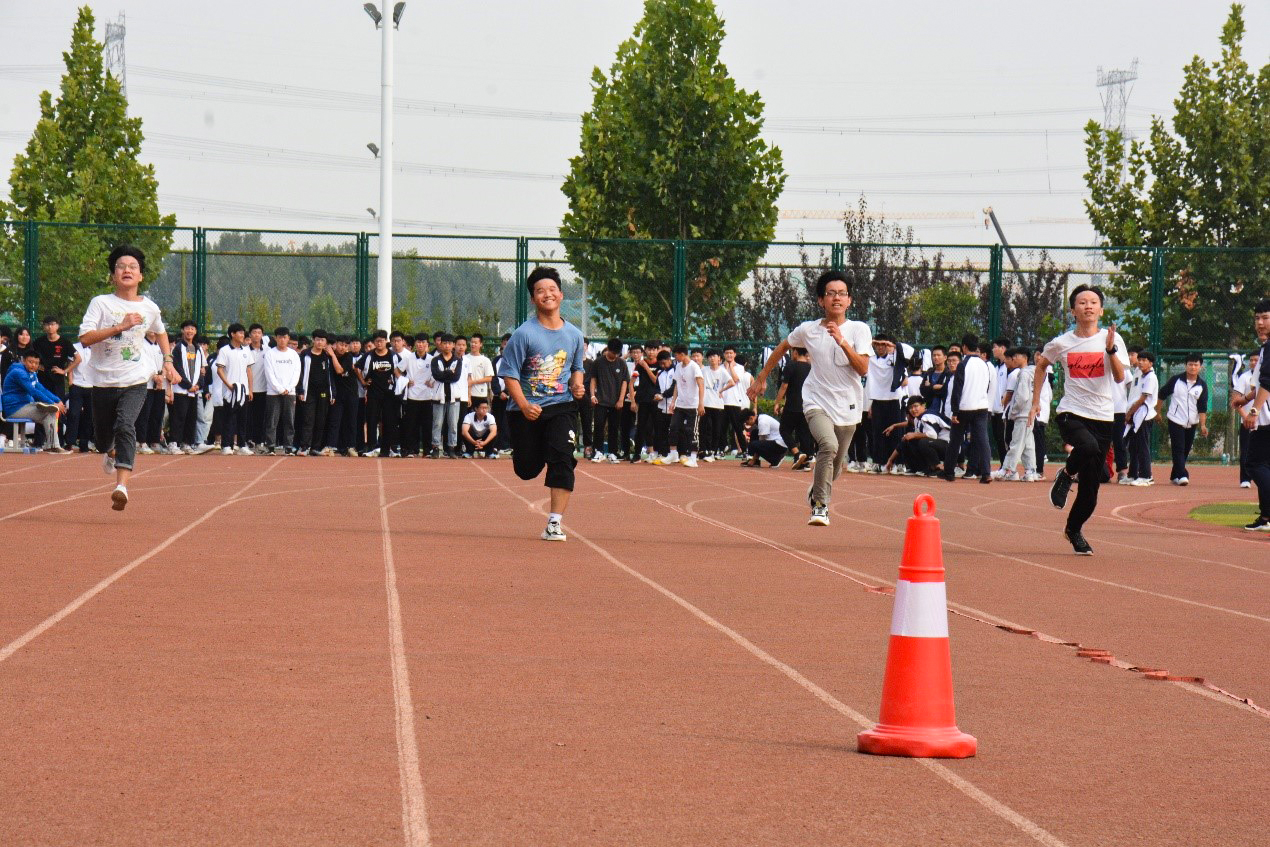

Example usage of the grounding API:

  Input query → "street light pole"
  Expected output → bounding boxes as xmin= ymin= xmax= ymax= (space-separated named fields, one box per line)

xmin=376 ymin=6 xmax=394 ymax=332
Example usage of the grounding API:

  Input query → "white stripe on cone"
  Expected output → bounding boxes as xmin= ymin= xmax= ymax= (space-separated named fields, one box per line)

xmin=889 ymin=580 xmax=949 ymax=638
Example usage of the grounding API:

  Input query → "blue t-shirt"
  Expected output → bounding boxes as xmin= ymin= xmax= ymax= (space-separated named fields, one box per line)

xmin=497 ymin=318 xmax=586 ymax=410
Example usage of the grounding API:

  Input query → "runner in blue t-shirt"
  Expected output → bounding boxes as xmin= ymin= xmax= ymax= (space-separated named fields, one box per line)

xmin=497 ymin=266 xmax=587 ymax=541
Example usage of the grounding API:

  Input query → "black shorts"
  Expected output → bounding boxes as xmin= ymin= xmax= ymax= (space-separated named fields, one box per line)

xmin=507 ymin=402 xmax=579 ymax=491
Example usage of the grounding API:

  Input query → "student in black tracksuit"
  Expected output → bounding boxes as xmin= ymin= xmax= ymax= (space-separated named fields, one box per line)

xmin=168 ymin=321 xmax=205 ymax=450
xmin=326 ymin=335 xmax=358 ymax=455
xmin=296 ymin=331 xmax=335 ymax=455
xmin=631 ymin=346 xmax=660 ymax=460
xmin=775 ymin=346 xmax=813 ymax=467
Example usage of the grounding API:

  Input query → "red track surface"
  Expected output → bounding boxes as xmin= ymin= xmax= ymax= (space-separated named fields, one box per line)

xmin=1 ymin=454 xmax=1266 ymax=846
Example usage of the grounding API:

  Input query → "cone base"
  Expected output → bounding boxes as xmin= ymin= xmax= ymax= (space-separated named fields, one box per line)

xmin=857 ymin=723 xmax=977 ymax=758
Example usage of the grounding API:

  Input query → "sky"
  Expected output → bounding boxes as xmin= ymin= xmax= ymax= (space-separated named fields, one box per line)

xmin=1 ymin=0 xmax=1266 ymax=250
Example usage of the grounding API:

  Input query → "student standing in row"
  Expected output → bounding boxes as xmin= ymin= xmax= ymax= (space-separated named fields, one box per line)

xmin=1240 ymin=300 xmax=1270 ymax=531
xmin=1232 ymin=351 xmax=1260 ymax=489
xmin=941 ymin=335 xmax=992 ymax=484
xmin=498 ymin=267 xmax=587 ymax=542
xmin=1125 ymin=351 xmax=1158 ymax=485
xmin=77 ymin=245 xmax=182 ymax=510
xmin=1029 ymin=285 xmax=1129 ymax=555
xmin=263 ymin=327 xmax=301 ymax=455
xmin=665 ymin=345 xmax=704 ymax=467
xmin=589 ymin=338 xmax=629 ymax=463
xmin=1158 ymin=353 xmax=1209 ymax=486
xmin=752 ymin=271 xmax=872 ymax=527
xmin=430 ymin=333 xmax=465 ymax=458
xmin=296 ymin=330 xmax=335 ymax=456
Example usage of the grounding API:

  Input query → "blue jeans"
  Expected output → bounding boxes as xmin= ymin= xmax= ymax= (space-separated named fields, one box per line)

xmin=431 ymin=401 xmax=459 ymax=450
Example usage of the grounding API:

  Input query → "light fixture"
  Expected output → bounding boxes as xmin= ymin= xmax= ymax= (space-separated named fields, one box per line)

xmin=367 ymin=142 xmax=379 ymax=157
xmin=367 ymin=207 xmax=377 ymax=218
xmin=392 ymin=2 xmax=406 ymax=27
xmin=363 ymin=3 xmax=381 ymax=26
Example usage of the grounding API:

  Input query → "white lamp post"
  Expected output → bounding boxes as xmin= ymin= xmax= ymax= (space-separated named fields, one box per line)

xmin=364 ymin=3 xmax=405 ymax=331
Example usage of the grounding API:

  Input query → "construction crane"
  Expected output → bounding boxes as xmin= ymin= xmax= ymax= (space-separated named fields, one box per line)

xmin=983 ymin=207 xmax=1021 ymax=273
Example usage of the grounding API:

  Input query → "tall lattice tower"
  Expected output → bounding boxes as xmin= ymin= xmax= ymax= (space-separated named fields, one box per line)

xmin=1089 ymin=59 xmax=1139 ymax=285
xmin=103 ymin=12 xmax=127 ymax=97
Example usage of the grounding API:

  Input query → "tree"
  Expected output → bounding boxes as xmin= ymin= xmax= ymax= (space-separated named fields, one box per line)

xmin=560 ymin=0 xmax=785 ymax=338
xmin=710 ymin=244 xmax=828 ymax=342
xmin=1084 ymin=3 xmax=1268 ymax=349
xmin=907 ymin=282 xmax=982 ymax=347
xmin=1001 ymin=252 xmax=1070 ymax=346
xmin=0 ymin=6 xmax=174 ymax=324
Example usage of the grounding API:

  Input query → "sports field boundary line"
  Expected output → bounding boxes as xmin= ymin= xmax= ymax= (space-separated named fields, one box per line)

xmin=0 ymin=453 xmax=77 ymax=476
xmin=0 ymin=458 xmax=283 ymax=665
xmin=472 ymin=462 xmax=1072 ymax=847
xmin=377 ymin=461 xmax=432 ymax=847
xmin=603 ymin=468 xmax=1269 ymax=720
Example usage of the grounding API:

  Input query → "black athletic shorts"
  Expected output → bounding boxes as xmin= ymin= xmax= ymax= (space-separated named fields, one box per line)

xmin=507 ymin=401 xmax=579 ymax=491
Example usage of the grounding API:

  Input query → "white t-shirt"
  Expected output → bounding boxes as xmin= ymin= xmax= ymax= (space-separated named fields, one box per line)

xmin=721 ymin=361 xmax=746 ymax=406
xmin=956 ymin=355 xmax=991 ymax=412
xmin=1136 ymin=370 xmax=1159 ymax=422
xmin=404 ymin=355 xmax=431 ymax=402
xmin=393 ymin=349 xmax=414 ymax=396
xmin=671 ymin=360 xmax=704 ymax=410
xmin=465 ymin=353 xmax=494 ymax=399
xmin=142 ymin=341 xmax=164 ymax=388
xmin=786 ymin=318 xmax=873 ymax=427
xmin=70 ymin=342 xmax=94 ymax=388
xmin=704 ymin=365 xmax=727 ymax=409
xmin=248 ymin=345 xmax=268 ymax=393
xmin=78 ymin=293 xmax=166 ymax=388
xmin=753 ymin=413 xmax=786 ymax=447
xmin=264 ymin=347 xmax=301 ymax=395
xmin=989 ymin=362 xmax=1009 ymax=413
xmin=215 ymin=345 xmax=253 ymax=389
xmin=866 ymin=350 xmax=904 ymax=402
xmin=462 ymin=410 xmax=495 ymax=438
xmin=1041 ymin=329 xmax=1129 ymax=422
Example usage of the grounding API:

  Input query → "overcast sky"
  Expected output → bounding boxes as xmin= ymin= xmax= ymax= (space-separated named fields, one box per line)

xmin=1 ymin=0 xmax=1266 ymax=249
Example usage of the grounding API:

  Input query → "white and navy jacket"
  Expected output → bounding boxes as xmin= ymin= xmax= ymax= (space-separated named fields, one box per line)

xmin=1160 ymin=373 xmax=1208 ymax=428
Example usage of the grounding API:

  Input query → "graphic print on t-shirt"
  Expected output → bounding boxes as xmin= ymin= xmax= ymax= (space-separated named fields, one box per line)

xmin=1066 ymin=352 xmax=1105 ymax=379
xmin=527 ymin=350 xmax=569 ymax=396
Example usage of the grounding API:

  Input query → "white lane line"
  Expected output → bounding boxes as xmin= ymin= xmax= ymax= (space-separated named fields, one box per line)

xmin=0 ymin=459 xmax=283 ymax=665
xmin=0 ymin=453 xmax=78 ymax=476
xmin=598 ymin=472 xmax=1267 ymax=718
xmin=472 ymin=463 xmax=1071 ymax=847
xmin=0 ymin=455 xmax=185 ymax=524
xmin=377 ymin=461 xmax=431 ymax=847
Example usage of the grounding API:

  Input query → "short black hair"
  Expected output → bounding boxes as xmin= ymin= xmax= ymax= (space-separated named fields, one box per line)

xmin=372 ymin=329 xmax=389 ymax=340
xmin=1138 ymin=350 xmax=1155 ymax=364
xmin=1254 ymin=298 xmax=1270 ymax=315
xmin=739 ymin=408 xmax=757 ymax=422
xmin=656 ymin=350 xmax=672 ymax=362
xmin=473 ymin=397 xmax=490 ymax=407
xmin=815 ymin=270 xmax=852 ymax=299
xmin=41 ymin=315 xmax=59 ymax=325
xmin=107 ymin=244 xmax=146 ymax=274
xmin=439 ymin=333 xmax=455 ymax=343
xmin=645 ymin=339 xmax=662 ymax=349
xmin=526 ymin=266 xmax=562 ymax=293
xmin=180 ymin=320 xmax=198 ymax=330
xmin=906 ymin=395 xmax=925 ymax=408
xmin=312 ymin=329 xmax=328 ymax=340
xmin=874 ymin=332 xmax=895 ymax=344
xmin=1068 ymin=284 xmax=1105 ymax=309
xmin=606 ymin=337 xmax=622 ymax=353
xmin=723 ymin=344 xmax=737 ymax=353
xmin=390 ymin=330 xmax=405 ymax=340
xmin=273 ymin=327 xmax=290 ymax=337
xmin=672 ymin=344 xmax=689 ymax=355
xmin=227 ymin=323 xmax=246 ymax=336
xmin=1184 ymin=352 xmax=1202 ymax=364
xmin=931 ymin=345 xmax=947 ymax=355
xmin=248 ymin=323 xmax=264 ymax=333
xmin=1127 ymin=344 xmax=1142 ymax=355
xmin=22 ymin=348 xmax=40 ymax=359
xmin=960 ymin=334 xmax=979 ymax=353
xmin=500 ymin=333 xmax=512 ymax=342
xmin=992 ymin=337 xmax=1009 ymax=349
xmin=470 ymin=333 xmax=483 ymax=342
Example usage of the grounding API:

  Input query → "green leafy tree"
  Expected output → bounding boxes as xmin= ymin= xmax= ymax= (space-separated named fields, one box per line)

xmin=0 ymin=6 xmax=174 ymax=325
xmin=560 ymin=0 xmax=785 ymax=338
xmin=907 ymin=282 xmax=982 ymax=347
xmin=1084 ymin=3 xmax=1268 ymax=349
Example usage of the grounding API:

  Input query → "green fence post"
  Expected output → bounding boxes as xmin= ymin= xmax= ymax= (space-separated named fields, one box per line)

xmin=672 ymin=240 xmax=686 ymax=342
xmin=988 ymin=244 xmax=1003 ymax=340
xmin=192 ymin=228 xmax=206 ymax=331
xmin=23 ymin=220 xmax=39 ymax=328
xmin=355 ymin=233 xmax=370 ymax=337
xmin=831 ymin=242 xmax=843 ymax=272
xmin=515 ymin=237 xmax=529 ymax=326
xmin=1149 ymin=247 xmax=1164 ymax=354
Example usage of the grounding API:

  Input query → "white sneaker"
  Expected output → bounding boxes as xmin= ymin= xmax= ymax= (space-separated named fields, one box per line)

xmin=1117 ymin=475 xmax=1132 ymax=485
xmin=1241 ymin=481 xmax=1252 ymax=489
xmin=137 ymin=444 xmax=154 ymax=455
xmin=110 ymin=485 xmax=128 ymax=512
xmin=681 ymin=456 xmax=699 ymax=468
xmin=103 ymin=452 xmax=116 ymax=473
xmin=846 ymin=461 xmax=860 ymax=473
xmin=1022 ymin=472 xmax=1042 ymax=482
xmin=1131 ymin=478 xmax=1151 ymax=486
xmin=606 ymin=453 xmax=620 ymax=463
xmin=235 ymin=446 xmax=252 ymax=456
xmin=541 ymin=520 xmax=566 ymax=541
xmin=221 ymin=447 xmax=233 ymax=455
xmin=192 ymin=443 xmax=215 ymax=454
xmin=889 ymin=465 xmax=904 ymax=475
xmin=702 ymin=454 xmax=716 ymax=462
xmin=590 ymin=454 xmax=606 ymax=463
xmin=999 ymin=470 xmax=1019 ymax=482
xmin=1176 ymin=477 xmax=1189 ymax=486
xmin=165 ymin=443 xmax=184 ymax=455
xmin=808 ymin=504 xmax=829 ymax=526
xmin=666 ymin=452 xmax=680 ymax=464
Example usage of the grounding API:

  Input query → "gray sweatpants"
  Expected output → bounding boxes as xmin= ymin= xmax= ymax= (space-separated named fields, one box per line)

xmin=11 ymin=402 xmax=60 ymax=450
xmin=805 ymin=406 xmax=857 ymax=507
xmin=91 ymin=384 xmax=147 ymax=470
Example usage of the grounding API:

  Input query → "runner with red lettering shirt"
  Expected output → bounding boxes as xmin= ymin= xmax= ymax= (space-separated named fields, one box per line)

xmin=1029 ymin=285 xmax=1129 ymax=555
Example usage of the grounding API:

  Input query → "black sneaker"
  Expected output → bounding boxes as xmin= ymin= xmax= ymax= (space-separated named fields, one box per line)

xmin=1049 ymin=469 xmax=1073 ymax=510
xmin=1064 ymin=528 xmax=1093 ymax=555
xmin=1243 ymin=516 xmax=1270 ymax=533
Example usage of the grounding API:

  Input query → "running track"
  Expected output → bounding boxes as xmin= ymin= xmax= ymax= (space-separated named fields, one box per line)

xmin=0 ymin=454 xmax=1265 ymax=846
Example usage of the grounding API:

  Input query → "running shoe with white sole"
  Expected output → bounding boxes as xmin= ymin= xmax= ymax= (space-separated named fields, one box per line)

xmin=110 ymin=485 xmax=128 ymax=512
xmin=681 ymin=456 xmax=699 ymax=468
xmin=103 ymin=452 xmax=116 ymax=474
xmin=808 ymin=504 xmax=829 ymax=526
xmin=541 ymin=520 xmax=566 ymax=541
xmin=1243 ymin=516 xmax=1270 ymax=532
xmin=1064 ymin=528 xmax=1093 ymax=555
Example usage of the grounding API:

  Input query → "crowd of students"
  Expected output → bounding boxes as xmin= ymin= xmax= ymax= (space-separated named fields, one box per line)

xmin=0 ymin=318 xmax=1261 ymax=493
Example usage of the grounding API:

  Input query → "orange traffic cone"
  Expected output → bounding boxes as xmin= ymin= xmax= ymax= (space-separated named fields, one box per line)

xmin=858 ymin=494 xmax=976 ymax=758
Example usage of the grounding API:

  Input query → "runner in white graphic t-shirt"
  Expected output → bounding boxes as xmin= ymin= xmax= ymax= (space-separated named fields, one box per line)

xmin=1029 ymin=284 xmax=1128 ymax=555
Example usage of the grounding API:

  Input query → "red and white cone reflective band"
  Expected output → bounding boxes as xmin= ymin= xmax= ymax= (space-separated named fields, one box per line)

xmin=858 ymin=494 xmax=977 ymax=758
